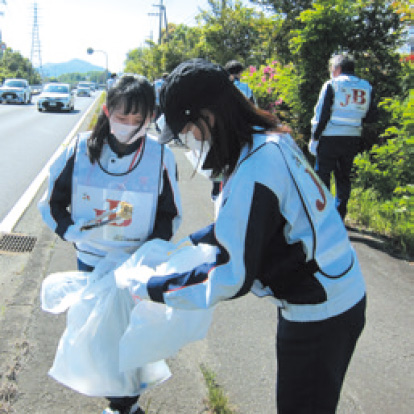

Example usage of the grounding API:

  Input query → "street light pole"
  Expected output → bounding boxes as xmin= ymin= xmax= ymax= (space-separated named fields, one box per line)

xmin=87 ymin=47 xmax=108 ymax=90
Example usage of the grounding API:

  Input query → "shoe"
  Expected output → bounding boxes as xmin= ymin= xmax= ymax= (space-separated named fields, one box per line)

xmin=129 ymin=403 xmax=145 ymax=414
xmin=102 ymin=404 xmax=145 ymax=414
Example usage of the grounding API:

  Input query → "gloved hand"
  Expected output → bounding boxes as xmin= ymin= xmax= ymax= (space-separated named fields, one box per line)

xmin=308 ymin=139 xmax=319 ymax=156
xmin=63 ymin=219 xmax=100 ymax=243
xmin=115 ymin=264 xmax=154 ymax=301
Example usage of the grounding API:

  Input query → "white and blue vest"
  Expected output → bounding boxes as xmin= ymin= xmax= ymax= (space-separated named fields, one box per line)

xmin=72 ymin=133 xmax=163 ymax=262
xmin=318 ymin=75 xmax=372 ymax=137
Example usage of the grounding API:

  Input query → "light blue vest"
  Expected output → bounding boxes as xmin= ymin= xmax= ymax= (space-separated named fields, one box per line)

xmin=234 ymin=79 xmax=253 ymax=100
xmin=324 ymin=75 xmax=371 ymax=136
xmin=72 ymin=133 xmax=163 ymax=260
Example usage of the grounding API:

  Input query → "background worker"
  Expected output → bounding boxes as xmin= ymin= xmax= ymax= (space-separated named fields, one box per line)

xmin=153 ymin=72 xmax=169 ymax=125
xmin=107 ymin=72 xmax=118 ymax=90
xmin=224 ymin=59 xmax=256 ymax=105
xmin=308 ymin=53 xmax=377 ymax=220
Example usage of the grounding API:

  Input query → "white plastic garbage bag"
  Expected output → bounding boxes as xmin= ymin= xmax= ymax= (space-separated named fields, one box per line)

xmin=116 ymin=239 xmax=217 ymax=371
xmin=41 ymin=258 xmax=170 ymax=397
xmin=119 ymin=300 xmax=214 ymax=371
xmin=41 ymin=250 xmax=131 ymax=315
xmin=41 ymin=239 xmax=216 ymax=396
xmin=41 ymin=271 xmax=88 ymax=314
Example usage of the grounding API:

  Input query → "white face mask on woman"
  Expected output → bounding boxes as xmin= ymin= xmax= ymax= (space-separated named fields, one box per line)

xmin=179 ymin=128 xmax=211 ymax=155
xmin=110 ymin=121 xmax=147 ymax=144
xmin=180 ymin=126 xmax=212 ymax=178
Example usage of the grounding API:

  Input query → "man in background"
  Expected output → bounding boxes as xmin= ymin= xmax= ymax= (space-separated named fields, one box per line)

xmin=224 ymin=60 xmax=256 ymax=105
xmin=308 ymin=53 xmax=377 ymax=220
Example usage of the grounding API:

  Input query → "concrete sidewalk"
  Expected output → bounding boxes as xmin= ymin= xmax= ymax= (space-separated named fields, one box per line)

xmin=1 ymin=130 xmax=413 ymax=413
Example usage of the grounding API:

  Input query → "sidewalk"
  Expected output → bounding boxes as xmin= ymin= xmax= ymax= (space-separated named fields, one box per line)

xmin=1 ymin=129 xmax=413 ymax=413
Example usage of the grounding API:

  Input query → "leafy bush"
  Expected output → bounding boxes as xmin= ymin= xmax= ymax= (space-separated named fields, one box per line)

xmin=350 ymin=90 xmax=414 ymax=255
xmin=353 ymin=92 xmax=414 ymax=199
xmin=241 ymin=60 xmax=302 ymax=137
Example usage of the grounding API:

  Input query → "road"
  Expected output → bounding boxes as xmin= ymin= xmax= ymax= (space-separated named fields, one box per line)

xmin=0 ymin=93 xmax=99 ymax=221
xmin=0 ymin=111 xmax=412 ymax=413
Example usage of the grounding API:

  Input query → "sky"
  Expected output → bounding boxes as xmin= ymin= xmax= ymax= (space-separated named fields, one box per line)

xmin=0 ymin=0 xmax=218 ymax=73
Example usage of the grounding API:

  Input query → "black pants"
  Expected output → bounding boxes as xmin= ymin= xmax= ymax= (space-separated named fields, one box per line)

xmin=107 ymin=395 xmax=139 ymax=412
xmin=276 ymin=296 xmax=366 ymax=414
xmin=314 ymin=136 xmax=360 ymax=219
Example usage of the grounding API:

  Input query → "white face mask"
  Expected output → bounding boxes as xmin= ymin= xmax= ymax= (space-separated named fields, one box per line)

xmin=110 ymin=121 xmax=146 ymax=144
xmin=179 ymin=129 xmax=211 ymax=154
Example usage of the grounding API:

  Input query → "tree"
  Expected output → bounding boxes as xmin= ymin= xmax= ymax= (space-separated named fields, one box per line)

xmin=198 ymin=0 xmax=275 ymax=66
xmin=250 ymin=0 xmax=313 ymax=62
xmin=266 ymin=0 xmax=405 ymax=145
xmin=124 ymin=24 xmax=205 ymax=80
xmin=0 ymin=48 xmax=41 ymax=84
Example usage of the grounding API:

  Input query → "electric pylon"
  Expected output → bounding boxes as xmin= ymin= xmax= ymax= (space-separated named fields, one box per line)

xmin=0 ymin=0 xmax=7 ymax=58
xmin=30 ymin=1 xmax=43 ymax=79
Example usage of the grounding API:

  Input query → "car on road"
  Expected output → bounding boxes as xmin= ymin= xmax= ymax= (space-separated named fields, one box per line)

xmin=76 ymin=85 xmax=92 ymax=97
xmin=77 ymin=81 xmax=95 ymax=93
xmin=0 ymin=78 xmax=32 ymax=104
xmin=37 ymin=83 xmax=75 ymax=112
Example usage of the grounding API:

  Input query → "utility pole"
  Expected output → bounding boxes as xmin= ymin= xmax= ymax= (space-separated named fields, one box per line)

xmin=148 ymin=0 xmax=168 ymax=45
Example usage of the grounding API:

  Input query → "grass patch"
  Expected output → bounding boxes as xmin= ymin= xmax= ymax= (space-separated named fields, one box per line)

xmin=87 ymin=92 xmax=106 ymax=130
xmin=347 ymin=187 xmax=414 ymax=258
xmin=200 ymin=364 xmax=237 ymax=414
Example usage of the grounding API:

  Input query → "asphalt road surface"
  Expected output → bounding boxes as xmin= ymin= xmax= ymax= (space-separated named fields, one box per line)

xmin=0 ymin=93 xmax=99 ymax=221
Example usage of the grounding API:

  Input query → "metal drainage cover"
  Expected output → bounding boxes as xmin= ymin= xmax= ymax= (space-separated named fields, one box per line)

xmin=0 ymin=233 xmax=37 ymax=254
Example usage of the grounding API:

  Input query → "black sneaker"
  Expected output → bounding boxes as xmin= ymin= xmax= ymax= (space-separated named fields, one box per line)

xmin=102 ymin=403 xmax=145 ymax=414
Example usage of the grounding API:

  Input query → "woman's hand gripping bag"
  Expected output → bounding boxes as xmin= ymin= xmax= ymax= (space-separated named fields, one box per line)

xmin=115 ymin=239 xmax=217 ymax=371
xmin=45 ymin=253 xmax=171 ymax=397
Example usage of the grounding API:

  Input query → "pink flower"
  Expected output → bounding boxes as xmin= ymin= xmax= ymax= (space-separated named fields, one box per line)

xmin=249 ymin=66 xmax=257 ymax=73
xmin=272 ymin=60 xmax=278 ymax=65
xmin=263 ymin=66 xmax=271 ymax=74
xmin=262 ymin=76 xmax=267 ymax=82
xmin=274 ymin=98 xmax=283 ymax=106
xmin=267 ymin=88 xmax=273 ymax=94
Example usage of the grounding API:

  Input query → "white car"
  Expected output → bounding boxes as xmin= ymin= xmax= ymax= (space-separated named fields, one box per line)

xmin=0 ymin=78 xmax=32 ymax=104
xmin=77 ymin=81 xmax=95 ymax=94
xmin=37 ymin=83 xmax=75 ymax=112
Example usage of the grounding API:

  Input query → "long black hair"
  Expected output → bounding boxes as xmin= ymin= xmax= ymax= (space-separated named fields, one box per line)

xmin=196 ymin=85 xmax=277 ymax=177
xmin=161 ymin=59 xmax=279 ymax=177
xmin=87 ymin=74 xmax=155 ymax=163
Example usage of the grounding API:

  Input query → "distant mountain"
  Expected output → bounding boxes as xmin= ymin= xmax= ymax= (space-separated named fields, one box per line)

xmin=39 ymin=59 xmax=105 ymax=77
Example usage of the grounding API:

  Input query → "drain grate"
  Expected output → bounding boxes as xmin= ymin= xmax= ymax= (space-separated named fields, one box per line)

xmin=0 ymin=233 xmax=37 ymax=254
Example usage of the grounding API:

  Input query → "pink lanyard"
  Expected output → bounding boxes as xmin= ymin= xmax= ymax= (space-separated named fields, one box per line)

xmin=128 ymin=137 xmax=145 ymax=171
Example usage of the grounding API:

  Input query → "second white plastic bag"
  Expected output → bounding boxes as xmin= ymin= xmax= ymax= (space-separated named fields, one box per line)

xmin=116 ymin=239 xmax=217 ymax=371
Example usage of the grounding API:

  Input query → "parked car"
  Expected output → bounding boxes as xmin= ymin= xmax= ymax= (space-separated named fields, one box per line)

xmin=76 ymin=85 xmax=91 ymax=97
xmin=37 ymin=83 xmax=75 ymax=112
xmin=0 ymin=78 xmax=32 ymax=104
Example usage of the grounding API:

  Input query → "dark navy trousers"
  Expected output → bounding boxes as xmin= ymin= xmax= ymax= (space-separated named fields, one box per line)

xmin=314 ymin=136 xmax=360 ymax=219
xmin=276 ymin=296 xmax=366 ymax=413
